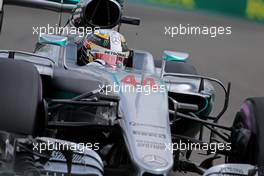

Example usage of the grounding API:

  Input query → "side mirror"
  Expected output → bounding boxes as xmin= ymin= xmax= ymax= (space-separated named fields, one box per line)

xmin=160 ymin=51 xmax=189 ymax=78
xmin=0 ymin=0 xmax=3 ymax=33
xmin=162 ymin=50 xmax=189 ymax=62
xmin=39 ymin=34 xmax=68 ymax=46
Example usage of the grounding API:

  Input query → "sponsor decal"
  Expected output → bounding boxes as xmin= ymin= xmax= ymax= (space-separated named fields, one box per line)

xmin=121 ymin=75 xmax=157 ymax=87
xmin=142 ymin=154 xmax=168 ymax=167
xmin=136 ymin=140 xmax=166 ymax=150
xmin=132 ymin=130 xmax=166 ymax=139
xmin=129 ymin=121 xmax=166 ymax=129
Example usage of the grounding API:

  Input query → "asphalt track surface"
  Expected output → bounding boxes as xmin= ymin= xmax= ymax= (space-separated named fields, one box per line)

xmin=0 ymin=2 xmax=264 ymax=175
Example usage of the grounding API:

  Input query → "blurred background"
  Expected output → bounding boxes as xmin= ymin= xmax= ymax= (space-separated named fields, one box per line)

xmin=0 ymin=0 xmax=263 ymax=173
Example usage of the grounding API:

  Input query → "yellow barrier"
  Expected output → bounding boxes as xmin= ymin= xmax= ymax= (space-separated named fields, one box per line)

xmin=132 ymin=0 xmax=264 ymax=22
xmin=246 ymin=0 xmax=264 ymax=20
xmin=150 ymin=0 xmax=195 ymax=8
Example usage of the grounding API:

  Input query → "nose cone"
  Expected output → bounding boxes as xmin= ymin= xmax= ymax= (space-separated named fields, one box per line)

xmin=119 ymin=89 xmax=173 ymax=174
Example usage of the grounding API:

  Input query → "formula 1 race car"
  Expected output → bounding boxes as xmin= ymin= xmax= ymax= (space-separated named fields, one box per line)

xmin=0 ymin=0 xmax=263 ymax=176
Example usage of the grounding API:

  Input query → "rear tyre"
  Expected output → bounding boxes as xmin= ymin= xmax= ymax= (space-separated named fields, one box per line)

xmin=230 ymin=97 xmax=264 ymax=166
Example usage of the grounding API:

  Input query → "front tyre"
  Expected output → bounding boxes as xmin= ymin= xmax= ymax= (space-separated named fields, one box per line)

xmin=230 ymin=97 xmax=264 ymax=166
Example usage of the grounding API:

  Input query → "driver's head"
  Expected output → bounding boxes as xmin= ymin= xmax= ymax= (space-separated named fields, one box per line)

xmin=78 ymin=29 xmax=130 ymax=67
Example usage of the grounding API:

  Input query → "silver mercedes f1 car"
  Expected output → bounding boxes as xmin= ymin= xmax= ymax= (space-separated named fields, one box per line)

xmin=0 ymin=0 xmax=263 ymax=176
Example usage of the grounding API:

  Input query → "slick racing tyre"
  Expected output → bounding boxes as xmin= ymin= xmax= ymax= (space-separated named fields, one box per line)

xmin=0 ymin=59 xmax=44 ymax=136
xmin=230 ymin=97 xmax=264 ymax=166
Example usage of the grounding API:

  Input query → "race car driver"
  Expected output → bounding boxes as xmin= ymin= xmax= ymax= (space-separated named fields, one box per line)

xmin=77 ymin=29 xmax=132 ymax=68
